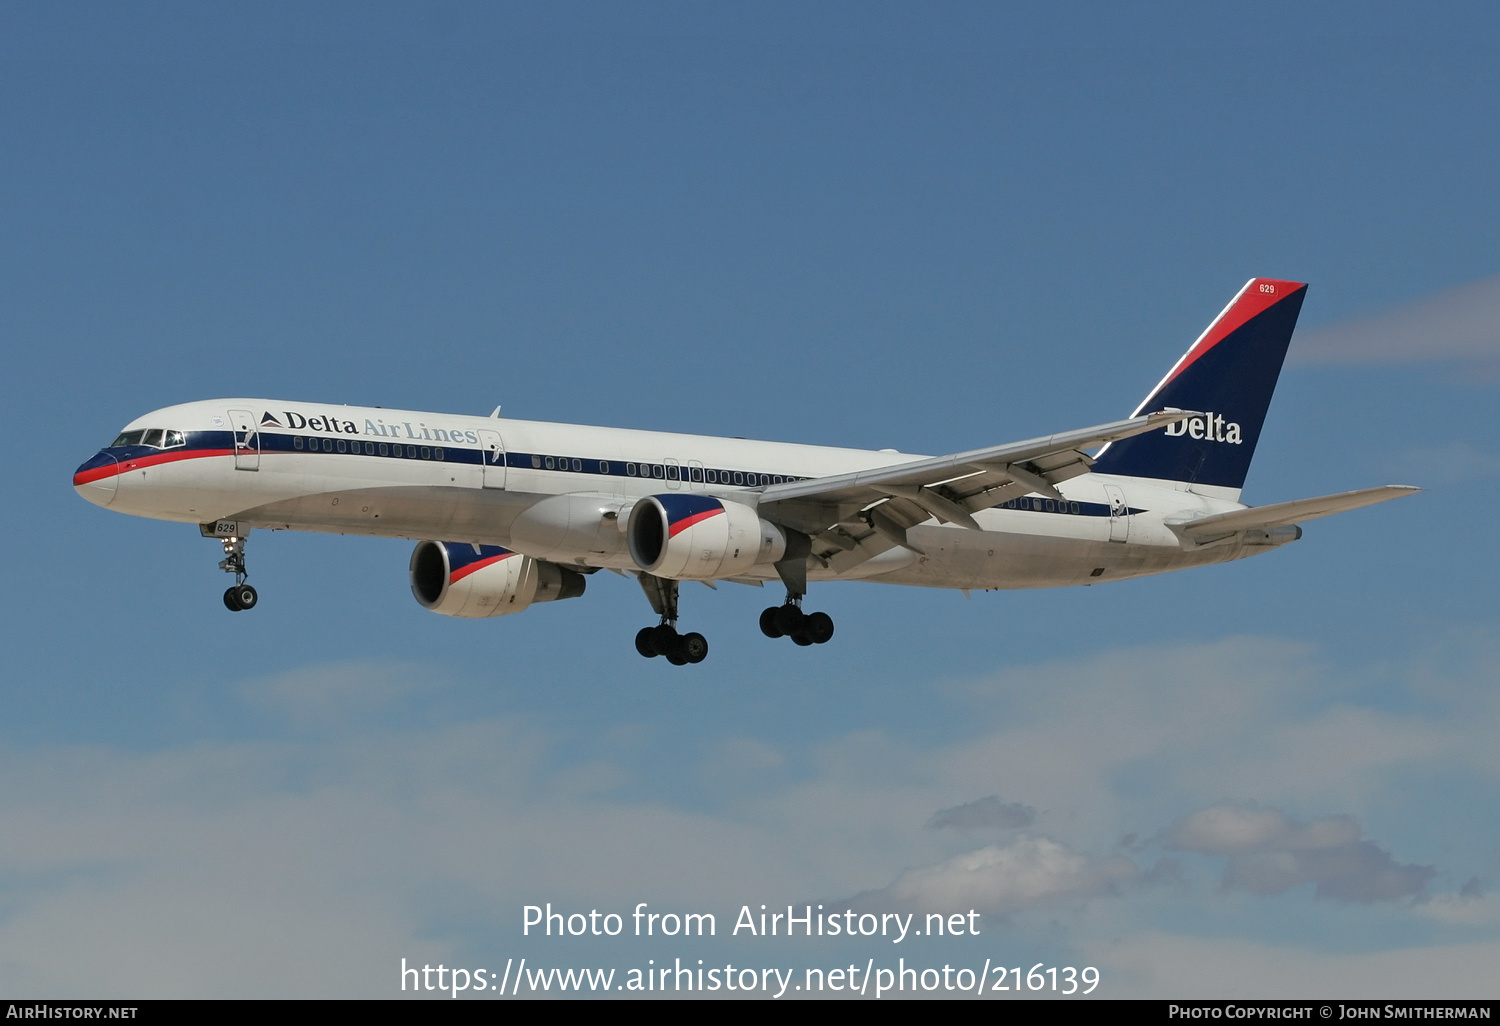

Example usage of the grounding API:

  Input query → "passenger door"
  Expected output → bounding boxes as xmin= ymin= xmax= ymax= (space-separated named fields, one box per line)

xmin=1103 ymin=484 xmax=1128 ymax=542
xmin=228 ymin=409 xmax=259 ymax=471
xmin=476 ymin=429 xmax=506 ymax=489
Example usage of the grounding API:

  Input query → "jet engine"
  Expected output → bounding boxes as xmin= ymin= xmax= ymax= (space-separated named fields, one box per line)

xmin=409 ymin=541 xmax=585 ymax=618
xmin=627 ymin=495 xmax=786 ymax=580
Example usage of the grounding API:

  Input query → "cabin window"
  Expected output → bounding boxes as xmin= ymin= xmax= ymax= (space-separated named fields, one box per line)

xmin=626 ymin=463 xmax=637 ymax=476
xmin=666 ymin=465 xmax=679 ymax=481
xmin=598 ymin=460 xmax=608 ymax=474
xmin=733 ymin=472 xmax=744 ymax=485
xmin=652 ymin=464 xmax=664 ymax=479
xmin=407 ymin=446 xmax=417 ymax=458
xmin=293 ymin=437 xmax=304 ymax=450
xmin=690 ymin=466 xmax=703 ymax=482
xmin=336 ymin=440 xmax=347 ymax=453
xmin=1070 ymin=502 xmax=1080 ymax=514
xmin=378 ymin=443 xmax=389 ymax=456
xmin=421 ymin=447 xmax=431 ymax=459
xmin=571 ymin=458 xmax=582 ymax=472
xmin=322 ymin=439 xmax=333 ymax=452
xmin=531 ymin=455 xmax=541 ymax=468
xmin=544 ymin=456 xmax=555 ymax=469
xmin=434 ymin=448 xmax=444 ymax=460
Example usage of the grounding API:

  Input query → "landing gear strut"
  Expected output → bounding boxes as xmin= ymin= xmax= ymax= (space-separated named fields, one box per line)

xmin=216 ymin=532 xmax=258 ymax=612
xmin=634 ymin=574 xmax=708 ymax=665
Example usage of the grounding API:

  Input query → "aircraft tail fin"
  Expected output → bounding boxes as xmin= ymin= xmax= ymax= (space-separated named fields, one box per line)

xmin=1092 ymin=278 xmax=1308 ymax=495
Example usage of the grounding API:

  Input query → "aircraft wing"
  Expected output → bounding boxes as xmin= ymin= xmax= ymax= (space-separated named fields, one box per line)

xmin=757 ymin=410 xmax=1196 ymax=566
xmin=1170 ymin=485 xmax=1419 ymax=541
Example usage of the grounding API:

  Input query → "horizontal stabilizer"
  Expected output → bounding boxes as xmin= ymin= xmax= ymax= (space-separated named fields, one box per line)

xmin=1171 ymin=485 xmax=1419 ymax=538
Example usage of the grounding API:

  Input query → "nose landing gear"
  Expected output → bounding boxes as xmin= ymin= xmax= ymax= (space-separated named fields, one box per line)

xmin=212 ymin=529 xmax=257 ymax=612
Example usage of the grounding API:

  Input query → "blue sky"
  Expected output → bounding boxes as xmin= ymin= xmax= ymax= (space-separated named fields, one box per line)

xmin=3 ymin=2 xmax=1499 ymax=998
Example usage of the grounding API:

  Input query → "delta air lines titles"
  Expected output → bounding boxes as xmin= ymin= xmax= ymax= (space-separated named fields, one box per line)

xmin=258 ymin=409 xmax=481 ymax=445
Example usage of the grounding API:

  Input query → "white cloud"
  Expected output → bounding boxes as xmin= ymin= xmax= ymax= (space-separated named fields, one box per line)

xmin=2 ymin=633 xmax=1498 ymax=995
xmin=1418 ymin=887 xmax=1500 ymax=926
xmin=1294 ymin=272 xmax=1500 ymax=368
xmin=927 ymin=795 xmax=1037 ymax=831
xmin=239 ymin=659 xmax=446 ymax=724
xmin=1162 ymin=805 xmax=1435 ymax=903
xmin=1164 ymin=804 xmax=1358 ymax=855
xmin=856 ymin=835 xmax=1137 ymax=915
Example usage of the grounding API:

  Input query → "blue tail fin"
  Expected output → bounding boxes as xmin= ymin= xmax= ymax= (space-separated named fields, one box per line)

xmin=1091 ymin=278 xmax=1307 ymax=493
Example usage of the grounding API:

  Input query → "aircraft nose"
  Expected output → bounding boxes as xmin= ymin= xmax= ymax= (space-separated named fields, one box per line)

xmin=73 ymin=451 xmax=120 ymax=507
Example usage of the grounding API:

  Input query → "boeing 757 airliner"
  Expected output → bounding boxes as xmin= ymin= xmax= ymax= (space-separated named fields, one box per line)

xmin=74 ymin=279 xmax=1415 ymax=664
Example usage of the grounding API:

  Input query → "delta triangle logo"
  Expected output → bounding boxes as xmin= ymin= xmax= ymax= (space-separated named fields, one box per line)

xmin=260 ymin=411 xmax=283 ymax=428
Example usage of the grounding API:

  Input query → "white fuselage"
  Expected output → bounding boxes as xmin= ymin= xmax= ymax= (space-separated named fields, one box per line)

xmin=75 ymin=398 xmax=1291 ymax=592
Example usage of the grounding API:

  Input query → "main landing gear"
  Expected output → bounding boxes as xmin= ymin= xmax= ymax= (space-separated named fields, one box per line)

xmin=634 ymin=575 xmax=708 ymax=665
xmin=761 ymin=543 xmax=834 ymax=646
xmin=759 ymin=600 xmax=835 ymax=646
xmin=217 ymin=533 xmax=258 ymax=612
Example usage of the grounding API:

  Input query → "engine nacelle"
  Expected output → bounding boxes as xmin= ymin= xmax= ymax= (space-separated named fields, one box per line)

xmin=627 ymin=495 xmax=785 ymax=580
xmin=409 ymin=541 xmax=586 ymax=618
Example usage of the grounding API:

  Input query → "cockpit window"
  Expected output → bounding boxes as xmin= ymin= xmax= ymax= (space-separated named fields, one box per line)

xmin=140 ymin=429 xmax=164 ymax=447
xmin=163 ymin=430 xmax=185 ymax=447
xmin=111 ymin=430 xmax=147 ymax=448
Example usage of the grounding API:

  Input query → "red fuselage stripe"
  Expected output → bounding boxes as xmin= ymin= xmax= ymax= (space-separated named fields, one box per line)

xmin=72 ymin=447 xmax=237 ymax=486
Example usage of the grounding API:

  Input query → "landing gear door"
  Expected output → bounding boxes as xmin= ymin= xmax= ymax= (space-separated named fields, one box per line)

xmin=1103 ymin=484 xmax=1128 ymax=542
xmin=477 ymin=429 xmax=506 ymax=490
xmin=229 ymin=409 xmax=260 ymax=471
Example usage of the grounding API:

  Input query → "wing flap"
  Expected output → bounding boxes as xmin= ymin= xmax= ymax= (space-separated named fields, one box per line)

xmin=1171 ymin=485 xmax=1419 ymax=538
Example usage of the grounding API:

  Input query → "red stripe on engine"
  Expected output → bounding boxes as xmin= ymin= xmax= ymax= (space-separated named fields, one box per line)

xmin=668 ymin=507 xmax=724 ymax=537
xmin=449 ymin=553 xmax=515 ymax=584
